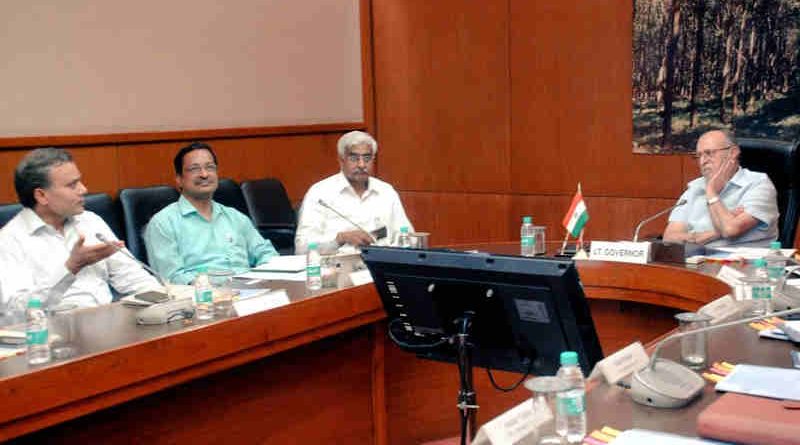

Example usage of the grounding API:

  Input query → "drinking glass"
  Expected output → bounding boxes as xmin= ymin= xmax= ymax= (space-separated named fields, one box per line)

xmin=208 ymin=270 xmax=236 ymax=317
xmin=524 ymin=376 xmax=568 ymax=444
xmin=48 ymin=302 xmax=79 ymax=359
xmin=675 ymin=312 xmax=711 ymax=369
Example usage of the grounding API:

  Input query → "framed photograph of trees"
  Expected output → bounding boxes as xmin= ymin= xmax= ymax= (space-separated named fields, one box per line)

xmin=633 ymin=0 xmax=800 ymax=154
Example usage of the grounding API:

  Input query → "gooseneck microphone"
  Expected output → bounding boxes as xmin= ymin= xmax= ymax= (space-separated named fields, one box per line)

xmin=630 ymin=305 xmax=800 ymax=408
xmin=317 ymin=199 xmax=378 ymax=242
xmin=633 ymin=199 xmax=687 ymax=242
xmin=95 ymin=233 xmax=169 ymax=291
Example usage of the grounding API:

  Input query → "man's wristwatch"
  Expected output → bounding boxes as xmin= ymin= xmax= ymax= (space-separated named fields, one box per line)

xmin=706 ymin=196 xmax=720 ymax=205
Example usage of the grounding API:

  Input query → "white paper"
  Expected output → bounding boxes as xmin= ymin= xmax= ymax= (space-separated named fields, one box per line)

xmin=715 ymin=363 xmax=800 ymax=401
xmin=235 ymin=270 xmax=307 ymax=282
xmin=252 ymin=255 xmax=307 ymax=272
xmin=612 ymin=429 xmax=724 ymax=444
xmin=349 ymin=269 xmax=373 ymax=286
xmin=712 ymin=247 xmax=796 ymax=259
xmin=233 ymin=289 xmax=290 ymax=316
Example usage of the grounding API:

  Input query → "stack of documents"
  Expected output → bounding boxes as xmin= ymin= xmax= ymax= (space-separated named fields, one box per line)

xmin=236 ymin=255 xmax=307 ymax=281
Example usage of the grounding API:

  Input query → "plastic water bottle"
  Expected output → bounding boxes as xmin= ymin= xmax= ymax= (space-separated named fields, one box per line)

xmin=397 ymin=226 xmax=412 ymax=248
xmin=555 ymin=351 xmax=586 ymax=443
xmin=765 ymin=241 xmax=786 ymax=285
xmin=194 ymin=267 xmax=215 ymax=320
xmin=306 ymin=242 xmax=322 ymax=290
xmin=26 ymin=296 xmax=51 ymax=365
xmin=520 ymin=216 xmax=535 ymax=257
xmin=750 ymin=258 xmax=772 ymax=316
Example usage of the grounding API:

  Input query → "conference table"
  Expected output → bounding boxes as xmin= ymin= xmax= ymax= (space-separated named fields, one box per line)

xmin=0 ymin=242 xmax=783 ymax=444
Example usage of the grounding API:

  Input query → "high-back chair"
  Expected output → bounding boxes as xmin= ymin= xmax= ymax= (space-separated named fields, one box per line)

xmin=737 ymin=137 xmax=800 ymax=247
xmin=118 ymin=186 xmax=180 ymax=264
xmin=241 ymin=178 xmax=296 ymax=254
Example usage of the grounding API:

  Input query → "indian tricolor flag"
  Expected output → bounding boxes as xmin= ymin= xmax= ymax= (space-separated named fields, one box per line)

xmin=562 ymin=190 xmax=588 ymax=238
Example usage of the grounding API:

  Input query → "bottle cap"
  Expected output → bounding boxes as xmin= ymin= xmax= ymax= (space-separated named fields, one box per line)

xmin=560 ymin=351 xmax=578 ymax=365
xmin=400 ymin=226 xmax=409 ymax=233
xmin=27 ymin=297 xmax=42 ymax=309
xmin=770 ymin=241 xmax=781 ymax=250
xmin=308 ymin=242 xmax=319 ymax=250
xmin=522 ymin=216 xmax=532 ymax=224
xmin=753 ymin=258 xmax=767 ymax=267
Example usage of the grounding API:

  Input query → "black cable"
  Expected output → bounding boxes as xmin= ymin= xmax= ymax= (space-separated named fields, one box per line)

xmin=485 ymin=359 xmax=534 ymax=392
xmin=386 ymin=318 xmax=449 ymax=350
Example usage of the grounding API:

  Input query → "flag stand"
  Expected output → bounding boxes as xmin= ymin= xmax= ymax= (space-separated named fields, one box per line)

xmin=560 ymin=183 xmax=589 ymax=257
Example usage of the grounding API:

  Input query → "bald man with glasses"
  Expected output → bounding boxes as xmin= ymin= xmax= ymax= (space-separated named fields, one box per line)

xmin=295 ymin=131 xmax=413 ymax=254
xmin=663 ymin=130 xmax=779 ymax=247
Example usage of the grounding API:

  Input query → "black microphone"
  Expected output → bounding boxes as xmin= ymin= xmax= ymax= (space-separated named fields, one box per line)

xmin=630 ymin=305 xmax=800 ymax=408
xmin=317 ymin=199 xmax=381 ymax=242
xmin=633 ymin=199 xmax=687 ymax=242
xmin=95 ymin=233 xmax=170 ymax=292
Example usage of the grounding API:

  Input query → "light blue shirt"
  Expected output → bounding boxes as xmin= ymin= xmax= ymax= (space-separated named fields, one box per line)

xmin=144 ymin=196 xmax=278 ymax=284
xmin=668 ymin=167 xmax=779 ymax=247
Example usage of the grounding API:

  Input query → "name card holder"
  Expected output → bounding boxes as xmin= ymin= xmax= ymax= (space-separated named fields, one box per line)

xmin=590 ymin=341 xmax=650 ymax=385
xmin=589 ymin=241 xmax=651 ymax=264
xmin=472 ymin=398 xmax=550 ymax=445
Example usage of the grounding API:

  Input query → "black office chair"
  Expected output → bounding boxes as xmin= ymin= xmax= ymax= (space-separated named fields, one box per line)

xmin=0 ymin=202 xmax=23 ymax=228
xmin=119 ymin=185 xmax=180 ymax=264
xmin=241 ymin=178 xmax=297 ymax=254
xmin=84 ymin=193 xmax=125 ymax=241
xmin=214 ymin=178 xmax=251 ymax=218
xmin=738 ymin=137 xmax=800 ymax=247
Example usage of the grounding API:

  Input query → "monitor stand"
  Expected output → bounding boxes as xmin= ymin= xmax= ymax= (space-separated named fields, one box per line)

xmin=453 ymin=311 xmax=477 ymax=445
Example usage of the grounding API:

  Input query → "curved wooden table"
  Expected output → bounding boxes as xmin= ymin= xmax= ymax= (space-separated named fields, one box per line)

xmin=0 ymin=249 xmax=731 ymax=444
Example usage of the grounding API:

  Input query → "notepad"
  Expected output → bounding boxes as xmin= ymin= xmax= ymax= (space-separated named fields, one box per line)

xmin=715 ymin=364 xmax=800 ymax=401
xmin=252 ymin=255 xmax=307 ymax=272
xmin=611 ymin=428 xmax=724 ymax=444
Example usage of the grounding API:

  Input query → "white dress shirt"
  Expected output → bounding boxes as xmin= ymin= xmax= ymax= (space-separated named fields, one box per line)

xmin=295 ymin=172 xmax=413 ymax=254
xmin=669 ymin=167 xmax=779 ymax=247
xmin=0 ymin=208 xmax=160 ymax=309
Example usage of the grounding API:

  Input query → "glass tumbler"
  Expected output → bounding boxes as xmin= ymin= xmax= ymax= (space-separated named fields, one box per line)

xmin=524 ymin=376 xmax=569 ymax=444
xmin=675 ymin=312 xmax=711 ymax=369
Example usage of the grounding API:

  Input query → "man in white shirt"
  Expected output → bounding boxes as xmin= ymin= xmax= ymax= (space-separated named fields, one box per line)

xmin=663 ymin=130 xmax=778 ymax=247
xmin=295 ymin=131 xmax=413 ymax=254
xmin=0 ymin=148 xmax=160 ymax=310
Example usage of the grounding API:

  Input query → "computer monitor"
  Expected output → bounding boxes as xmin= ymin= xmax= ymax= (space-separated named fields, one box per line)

xmin=362 ymin=246 xmax=603 ymax=376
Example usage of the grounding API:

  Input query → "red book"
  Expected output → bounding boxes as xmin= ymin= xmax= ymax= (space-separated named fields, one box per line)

xmin=697 ymin=393 xmax=800 ymax=445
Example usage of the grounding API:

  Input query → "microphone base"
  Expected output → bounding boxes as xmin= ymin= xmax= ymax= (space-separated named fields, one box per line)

xmin=630 ymin=359 xmax=705 ymax=408
xmin=651 ymin=241 xmax=705 ymax=264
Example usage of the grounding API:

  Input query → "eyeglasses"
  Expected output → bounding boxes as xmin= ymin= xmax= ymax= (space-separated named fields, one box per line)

xmin=184 ymin=164 xmax=218 ymax=175
xmin=346 ymin=153 xmax=374 ymax=163
xmin=692 ymin=145 xmax=734 ymax=159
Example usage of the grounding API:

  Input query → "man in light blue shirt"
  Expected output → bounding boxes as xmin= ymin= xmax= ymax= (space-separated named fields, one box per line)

xmin=144 ymin=142 xmax=278 ymax=284
xmin=663 ymin=130 xmax=778 ymax=247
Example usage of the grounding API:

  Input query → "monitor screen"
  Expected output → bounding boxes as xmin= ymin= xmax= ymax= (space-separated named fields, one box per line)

xmin=362 ymin=247 xmax=603 ymax=376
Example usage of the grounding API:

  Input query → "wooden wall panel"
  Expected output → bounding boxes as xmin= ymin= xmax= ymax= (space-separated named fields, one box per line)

xmin=372 ymin=0 xmax=511 ymax=193
xmin=510 ymin=195 xmax=677 ymax=243
xmin=508 ymin=0 xmax=684 ymax=199
xmin=0 ymin=150 xmax=29 ymax=203
xmin=400 ymin=192 xmax=512 ymax=245
xmin=116 ymin=142 xmax=184 ymax=191
xmin=372 ymin=0 xmax=697 ymax=247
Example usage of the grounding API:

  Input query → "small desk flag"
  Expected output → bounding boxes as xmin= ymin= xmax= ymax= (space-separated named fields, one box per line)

xmin=562 ymin=187 xmax=589 ymax=238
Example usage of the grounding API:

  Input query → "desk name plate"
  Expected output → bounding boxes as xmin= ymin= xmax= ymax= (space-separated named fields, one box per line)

xmin=472 ymin=398 xmax=550 ymax=445
xmin=589 ymin=241 xmax=651 ymax=264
